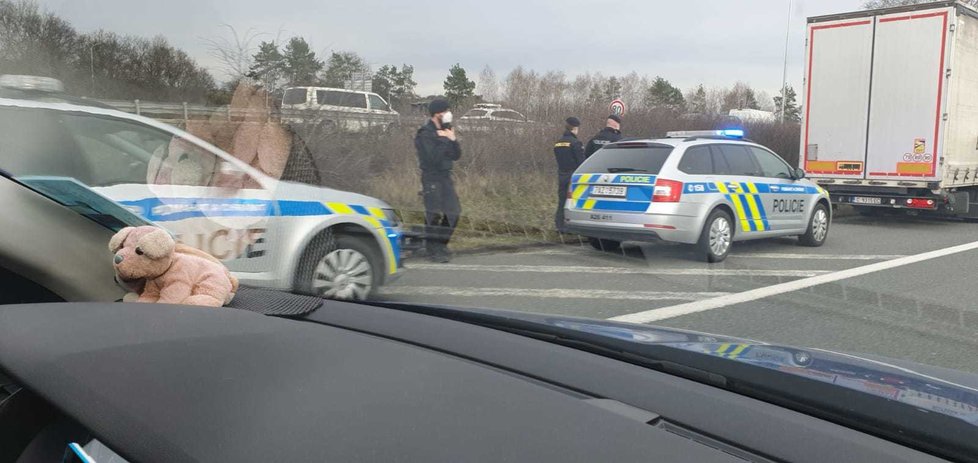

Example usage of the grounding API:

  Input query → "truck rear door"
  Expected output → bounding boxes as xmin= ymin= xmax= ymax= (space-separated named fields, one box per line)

xmin=865 ymin=7 xmax=952 ymax=181
xmin=802 ymin=18 xmax=875 ymax=178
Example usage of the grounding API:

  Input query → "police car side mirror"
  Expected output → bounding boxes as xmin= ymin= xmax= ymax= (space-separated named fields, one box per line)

xmin=793 ymin=168 xmax=806 ymax=180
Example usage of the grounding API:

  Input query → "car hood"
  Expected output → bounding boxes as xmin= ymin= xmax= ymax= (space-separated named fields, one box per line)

xmin=472 ymin=309 xmax=978 ymax=426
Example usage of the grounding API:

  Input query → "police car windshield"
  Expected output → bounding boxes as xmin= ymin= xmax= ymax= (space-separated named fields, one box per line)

xmin=577 ymin=143 xmax=673 ymax=175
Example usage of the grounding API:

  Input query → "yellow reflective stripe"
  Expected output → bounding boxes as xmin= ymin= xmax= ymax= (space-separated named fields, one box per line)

xmin=362 ymin=216 xmax=397 ymax=274
xmin=579 ymin=174 xmax=593 ymax=183
xmin=367 ymin=206 xmax=386 ymax=219
xmin=714 ymin=182 xmax=728 ymax=193
xmin=742 ymin=194 xmax=765 ymax=231
xmin=745 ymin=182 xmax=759 ymax=194
xmin=728 ymin=344 xmax=749 ymax=358
xmin=728 ymin=194 xmax=750 ymax=231
xmin=326 ymin=202 xmax=355 ymax=215
xmin=716 ymin=343 xmax=732 ymax=354
xmin=583 ymin=199 xmax=597 ymax=210
xmin=571 ymin=184 xmax=589 ymax=200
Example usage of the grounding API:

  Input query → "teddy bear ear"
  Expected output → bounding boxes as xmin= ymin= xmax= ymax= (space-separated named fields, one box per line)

xmin=137 ymin=228 xmax=176 ymax=260
xmin=109 ymin=227 xmax=134 ymax=252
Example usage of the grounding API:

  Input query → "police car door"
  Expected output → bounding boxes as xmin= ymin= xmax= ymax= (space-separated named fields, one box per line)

xmin=748 ymin=146 xmax=806 ymax=232
xmin=57 ymin=113 xmax=277 ymax=273
xmin=710 ymin=144 xmax=769 ymax=235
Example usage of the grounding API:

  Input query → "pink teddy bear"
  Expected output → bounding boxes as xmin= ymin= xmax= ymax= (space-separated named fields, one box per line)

xmin=110 ymin=226 xmax=236 ymax=307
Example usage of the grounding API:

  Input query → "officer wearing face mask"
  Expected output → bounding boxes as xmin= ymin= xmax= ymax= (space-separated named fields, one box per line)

xmin=414 ymin=98 xmax=462 ymax=263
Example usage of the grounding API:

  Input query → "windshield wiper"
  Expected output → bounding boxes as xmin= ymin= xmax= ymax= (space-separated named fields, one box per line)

xmin=606 ymin=167 xmax=650 ymax=173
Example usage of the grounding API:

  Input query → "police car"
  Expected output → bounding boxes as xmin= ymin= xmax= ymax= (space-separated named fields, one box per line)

xmin=564 ymin=130 xmax=831 ymax=262
xmin=0 ymin=76 xmax=402 ymax=300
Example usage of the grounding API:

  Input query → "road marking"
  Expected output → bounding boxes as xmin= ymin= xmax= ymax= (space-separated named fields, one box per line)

xmin=378 ymin=286 xmax=730 ymax=301
xmin=609 ymin=240 xmax=978 ymax=324
xmin=510 ymin=249 xmax=904 ymax=261
xmin=407 ymin=263 xmax=828 ymax=277
xmin=734 ymin=253 xmax=905 ymax=260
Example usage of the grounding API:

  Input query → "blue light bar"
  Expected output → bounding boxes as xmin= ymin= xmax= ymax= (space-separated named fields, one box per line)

xmin=665 ymin=129 xmax=747 ymax=139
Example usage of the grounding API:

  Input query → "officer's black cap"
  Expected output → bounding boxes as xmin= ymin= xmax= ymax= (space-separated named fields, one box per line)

xmin=565 ymin=117 xmax=581 ymax=127
xmin=428 ymin=98 xmax=451 ymax=115
xmin=608 ymin=114 xmax=622 ymax=124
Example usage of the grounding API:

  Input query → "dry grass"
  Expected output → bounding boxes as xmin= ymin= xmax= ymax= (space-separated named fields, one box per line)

xmin=285 ymin=117 xmax=802 ymax=244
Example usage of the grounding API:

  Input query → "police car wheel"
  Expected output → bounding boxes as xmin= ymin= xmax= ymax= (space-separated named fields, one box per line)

xmin=798 ymin=203 xmax=830 ymax=247
xmin=298 ymin=234 xmax=382 ymax=301
xmin=589 ymin=238 xmax=621 ymax=252
xmin=697 ymin=209 xmax=733 ymax=263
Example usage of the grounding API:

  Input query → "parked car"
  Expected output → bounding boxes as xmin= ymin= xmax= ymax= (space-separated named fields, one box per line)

xmin=280 ymin=86 xmax=399 ymax=132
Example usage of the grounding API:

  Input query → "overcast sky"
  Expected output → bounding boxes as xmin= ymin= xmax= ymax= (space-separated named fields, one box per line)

xmin=38 ymin=0 xmax=865 ymax=96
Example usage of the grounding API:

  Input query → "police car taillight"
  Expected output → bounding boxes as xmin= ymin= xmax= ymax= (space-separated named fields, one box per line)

xmin=652 ymin=179 xmax=683 ymax=202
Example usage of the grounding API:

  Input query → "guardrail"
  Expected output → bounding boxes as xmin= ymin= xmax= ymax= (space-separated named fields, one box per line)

xmin=95 ymin=98 xmax=554 ymax=132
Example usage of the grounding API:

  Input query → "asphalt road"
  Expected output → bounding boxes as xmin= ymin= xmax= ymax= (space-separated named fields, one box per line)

xmin=377 ymin=213 xmax=978 ymax=373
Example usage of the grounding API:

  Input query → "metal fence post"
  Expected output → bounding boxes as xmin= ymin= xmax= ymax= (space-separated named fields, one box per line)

xmin=134 ymin=99 xmax=140 ymax=116
xmin=226 ymin=105 xmax=231 ymax=121
xmin=183 ymin=102 xmax=189 ymax=122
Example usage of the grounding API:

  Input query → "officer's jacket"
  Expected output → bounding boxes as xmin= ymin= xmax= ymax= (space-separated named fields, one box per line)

xmin=415 ymin=120 xmax=462 ymax=175
xmin=584 ymin=127 xmax=622 ymax=158
xmin=553 ymin=130 xmax=585 ymax=174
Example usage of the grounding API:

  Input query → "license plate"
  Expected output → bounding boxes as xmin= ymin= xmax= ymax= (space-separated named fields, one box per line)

xmin=591 ymin=185 xmax=627 ymax=197
xmin=851 ymin=196 xmax=882 ymax=205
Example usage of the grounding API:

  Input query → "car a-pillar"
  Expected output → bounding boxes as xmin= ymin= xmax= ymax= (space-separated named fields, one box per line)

xmin=294 ymin=223 xmax=384 ymax=301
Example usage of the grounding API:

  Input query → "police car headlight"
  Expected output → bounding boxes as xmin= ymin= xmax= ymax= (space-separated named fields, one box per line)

xmin=382 ymin=208 xmax=402 ymax=227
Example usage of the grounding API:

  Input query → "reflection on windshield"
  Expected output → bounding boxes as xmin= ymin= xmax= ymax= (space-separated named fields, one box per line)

xmin=4 ymin=1 xmax=978 ymax=439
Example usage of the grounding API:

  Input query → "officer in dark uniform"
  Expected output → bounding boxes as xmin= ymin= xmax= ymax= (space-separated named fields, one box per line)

xmin=584 ymin=114 xmax=623 ymax=159
xmin=553 ymin=116 xmax=584 ymax=232
xmin=414 ymin=98 xmax=462 ymax=263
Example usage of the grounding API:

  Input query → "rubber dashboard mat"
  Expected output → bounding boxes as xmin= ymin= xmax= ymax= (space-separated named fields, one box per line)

xmin=226 ymin=286 xmax=324 ymax=317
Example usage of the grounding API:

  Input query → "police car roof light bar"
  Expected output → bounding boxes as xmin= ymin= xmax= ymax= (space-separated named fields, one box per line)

xmin=665 ymin=129 xmax=745 ymax=139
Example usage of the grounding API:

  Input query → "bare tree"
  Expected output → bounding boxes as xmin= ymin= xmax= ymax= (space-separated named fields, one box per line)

xmin=478 ymin=65 xmax=499 ymax=102
xmin=201 ymin=24 xmax=265 ymax=81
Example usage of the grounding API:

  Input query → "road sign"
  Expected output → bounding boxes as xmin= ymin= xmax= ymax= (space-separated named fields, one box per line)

xmin=609 ymin=99 xmax=626 ymax=117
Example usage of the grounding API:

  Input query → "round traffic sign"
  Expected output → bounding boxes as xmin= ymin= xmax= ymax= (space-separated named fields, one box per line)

xmin=609 ymin=99 xmax=626 ymax=117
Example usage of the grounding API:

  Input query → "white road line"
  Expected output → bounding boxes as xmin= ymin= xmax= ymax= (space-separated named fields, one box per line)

xmin=510 ymin=249 xmax=905 ymax=260
xmin=734 ymin=253 xmax=906 ymax=260
xmin=407 ymin=263 xmax=828 ymax=277
xmin=378 ymin=286 xmax=731 ymax=301
xmin=608 ymin=240 xmax=978 ymax=324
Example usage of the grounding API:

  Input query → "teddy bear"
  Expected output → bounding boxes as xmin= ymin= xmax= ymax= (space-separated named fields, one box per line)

xmin=110 ymin=226 xmax=238 ymax=307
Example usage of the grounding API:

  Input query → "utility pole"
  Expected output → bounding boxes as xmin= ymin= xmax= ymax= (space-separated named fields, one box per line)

xmin=90 ymin=44 xmax=97 ymax=96
xmin=780 ymin=0 xmax=792 ymax=123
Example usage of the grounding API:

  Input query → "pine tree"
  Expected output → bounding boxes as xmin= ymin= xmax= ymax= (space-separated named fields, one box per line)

xmin=281 ymin=37 xmax=322 ymax=86
xmin=643 ymin=76 xmax=685 ymax=112
xmin=443 ymin=63 xmax=475 ymax=107
xmin=773 ymin=85 xmax=801 ymax=122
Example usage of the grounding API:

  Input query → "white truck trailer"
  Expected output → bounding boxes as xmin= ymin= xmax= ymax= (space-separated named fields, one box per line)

xmin=801 ymin=1 xmax=978 ymax=216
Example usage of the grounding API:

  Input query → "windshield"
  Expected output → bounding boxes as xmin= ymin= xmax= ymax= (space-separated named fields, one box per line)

xmin=4 ymin=1 xmax=978 ymax=458
xmin=577 ymin=144 xmax=673 ymax=174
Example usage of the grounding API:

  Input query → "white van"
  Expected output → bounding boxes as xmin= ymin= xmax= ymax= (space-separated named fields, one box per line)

xmin=281 ymin=86 xmax=399 ymax=132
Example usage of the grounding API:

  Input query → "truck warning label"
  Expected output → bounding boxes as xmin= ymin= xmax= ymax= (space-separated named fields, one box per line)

xmin=836 ymin=161 xmax=863 ymax=172
xmin=913 ymin=138 xmax=926 ymax=155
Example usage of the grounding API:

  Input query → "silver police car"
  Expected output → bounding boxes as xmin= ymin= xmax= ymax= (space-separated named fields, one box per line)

xmin=0 ymin=81 xmax=402 ymax=301
xmin=564 ymin=130 xmax=831 ymax=262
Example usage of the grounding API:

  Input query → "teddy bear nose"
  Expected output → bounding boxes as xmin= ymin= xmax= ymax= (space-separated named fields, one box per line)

xmin=114 ymin=254 xmax=124 ymax=264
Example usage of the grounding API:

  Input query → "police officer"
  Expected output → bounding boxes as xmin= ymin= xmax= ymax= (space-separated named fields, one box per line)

xmin=553 ymin=116 xmax=584 ymax=232
xmin=584 ymin=114 xmax=623 ymax=159
xmin=414 ymin=98 xmax=462 ymax=263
